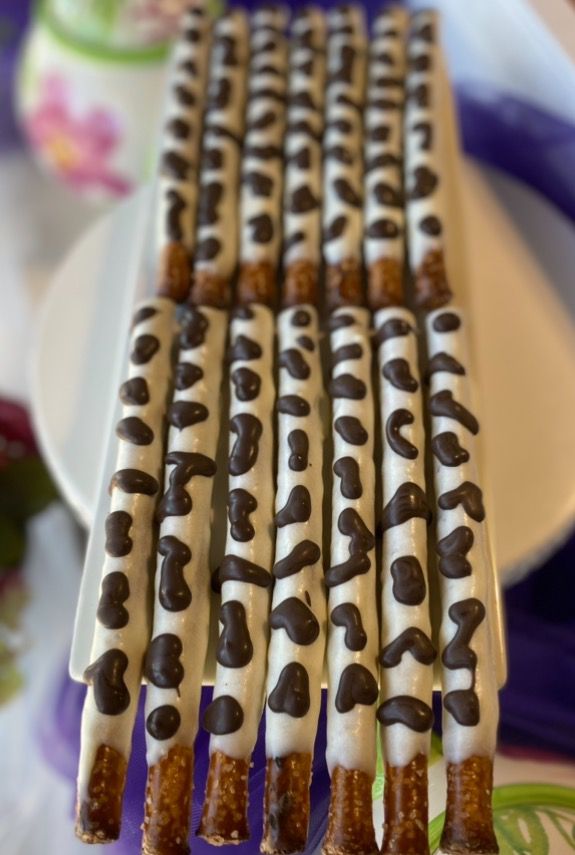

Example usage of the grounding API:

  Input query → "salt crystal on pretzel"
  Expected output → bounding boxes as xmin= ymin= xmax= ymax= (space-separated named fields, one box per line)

xmin=198 ymin=6 xmax=289 ymax=845
xmin=404 ymin=9 xmax=452 ymax=310
xmin=141 ymin=11 xmax=249 ymax=854
xmin=75 ymin=8 xmax=212 ymax=844
xmin=365 ymin=9 xmax=436 ymax=855
xmin=322 ymin=8 xmax=380 ymax=855
xmin=262 ymin=9 xmax=327 ymax=853
xmin=406 ymin=11 xmax=500 ymax=853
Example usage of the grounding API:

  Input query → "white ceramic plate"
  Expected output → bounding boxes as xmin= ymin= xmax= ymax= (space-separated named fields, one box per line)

xmin=30 ymin=159 xmax=575 ymax=579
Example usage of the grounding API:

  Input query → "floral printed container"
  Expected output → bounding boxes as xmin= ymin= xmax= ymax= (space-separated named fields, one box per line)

xmin=15 ymin=0 xmax=220 ymax=203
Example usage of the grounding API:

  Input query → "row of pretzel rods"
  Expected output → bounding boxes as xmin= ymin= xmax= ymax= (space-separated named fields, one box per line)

xmin=75 ymin=5 xmax=502 ymax=855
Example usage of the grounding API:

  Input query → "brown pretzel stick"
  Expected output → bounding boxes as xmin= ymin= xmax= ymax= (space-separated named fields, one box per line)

xmin=198 ymin=6 xmax=288 ymax=845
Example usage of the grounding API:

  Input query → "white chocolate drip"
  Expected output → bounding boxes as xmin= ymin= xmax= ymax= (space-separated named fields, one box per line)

xmin=78 ymin=298 xmax=176 ymax=800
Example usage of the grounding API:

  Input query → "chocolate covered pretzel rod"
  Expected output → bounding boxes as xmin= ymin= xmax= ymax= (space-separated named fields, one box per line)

xmin=365 ymin=9 xmax=436 ymax=855
xmin=405 ymin=10 xmax=451 ymax=310
xmin=262 ymin=9 xmax=327 ymax=853
xmin=198 ymin=6 xmax=288 ymax=844
xmin=156 ymin=5 xmax=212 ymax=302
xmin=406 ymin=12 xmax=499 ymax=853
xmin=142 ymin=12 xmax=249 ymax=854
xmin=75 ymin=9 xmax=213 ymax=843
xmin=322 ymin=9 xmax=380 ymax=855
xmin=425 ymin=306 xmax=499 ymax=855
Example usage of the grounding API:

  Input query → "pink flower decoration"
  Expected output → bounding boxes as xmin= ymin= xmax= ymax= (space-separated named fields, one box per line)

xmin=25 ymin=73 xmax=133 ymax=198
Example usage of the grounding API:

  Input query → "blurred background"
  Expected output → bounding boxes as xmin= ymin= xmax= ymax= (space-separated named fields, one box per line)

xmin=1 ymin=0 xmax=575 ymax=853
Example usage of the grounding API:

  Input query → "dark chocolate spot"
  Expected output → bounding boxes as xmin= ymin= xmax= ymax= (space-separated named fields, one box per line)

xmin=325 ymin=554 xmax=371 ymax=588
xmin=279 ymin=349 xmax=310 ymax=380
xmin=291 ymin=309 xmax=311 ymax=327
xmin=277 ymin=395 xmax=310 ymax=417
xmin=288 ymin=429 xmax=308 ymax=471
xmin=158 ymin=535 xmax=192 ymax=611
xmin=167 ymin=401 xmax=208 ymax=429
xmin=289 ymin=186 xmax=319 ymax=214
xmin=330 ymin=603 xmax=367 ymax=651
xmin=374 ymin=318 xmax=412 ymax=346
xmin=367 ymin=124 xmax=391 ymax=142
xmin=425 ymin=352 xmax=465 ymax=380
xmin=339 ymin=507 xmax=375 ymax=555
xmin=286 ymin=119 xmax=321 ymax=140
xmin=327 ymin=313 xmax=355 ymax=331
xmin=84 ymin=650 xmax=129 ymax=716
xmin=333 ymin=456 xmax=362 ymax=499
xmin=386 ymin=409 xmax=418 ymax=459
xmin=162 ymin=150 xmax=190 ymax=179
xmin=433 ymin=312 xmax=461 ymax=332
xmin=333 ymin=177 xmax=361 ymax=208
xmin=443 ymin=598 xmax=485 ymax=671
xmin=365 ymin=153 xmax=402 ymax=173
xmin=289 ymin=90 xmax=317 ymax=110
xmin=104 ymin=511 xmax=132 ymax=558
xmin=408 ymin=165 xmax=438 ymax=200
xmin=228 ymin=334 xmax=262 ymax=362
xmin=250 ymin=87 xmax=286 ymax=104
xmin=323 ymin=216 xmax=348 ymax=242
xmin=332 ymin=343 xmax=363 ymax=366
xmin=391 ymin=556 xmax=427 ymax=606
xmin=131 ymin=334 xmax=160 ymax=365
xmin=334 ymin=416 xmax=368 ymax=446
xmin=443 ymin=689 xmax=480 ymax=727
xmin=243 ymin=171 xmax=273 ymax=197
xmin=231 ymin=305 xmax=254 ymax=320
xmin=228 ymin=488 xmax=257 ymax=541
xmin=173 ymin=84 xmax=195 ymax=107
xmin=409 ymin=53 xmax=431 ymax=72
xmin=195 ymin=236 xmax=221 ymax=261
xmin=146 ymin=705 xmax=181 ymax=740
xmin=275 ymin=485 xmax=311 ymax=527
xmin=324 ymin=145 xmax=353 ymax=165
xmin=208 ymin=77 xmax=231 ymax=110
xmin=249 ymin=213 xmax=274 ymax=244
xmin=373 ymin=182 xmax=403 ymax=208
xmin=110 ymin=469 xmax=158 ymax=495
xmin=335 ymin=664 xmax=378 ymax=713
xmin=286 ymin=147 xmax=311 ymax=170
xmin=268 ymin=663 xmax=310 ymax=718
xmin=436 ymin=526 xmax=474 ymax=579
xmin=407 ymin=83 xmax=429 ymax=108
xmin=197 ymin=181 xmax=223 ymax=227
xmin=175 ymin=362 xmax=203 ymax=390
xmin=247 ymin=110 xmax=277 ymax=131
xmin=382 ymin=482 xmax=431 ymax=530
xmin=431 ymin=432 xmax=470 ymax=467
xmin=380 ymin=628 xmax=436 ymax=667
xmin=420 ymin=215 xmax=442 ymax=236
xmin=438 ymin=482 xmax=485 ymax=522
xmin=202 ymin=147 xmax=224 ymax=170
xmin=157 ymin=451 xmax=216 ymax=521
xmin=97 ymin=571 xmax=129 ymax=630
xmin=119 ymin=376 xmax=149 ymax=405
xmin=411 ymin=20 xmax=434 ymax=42
xmin=382 ymin=359 xmax=419 ymax=392
xmin=329 ymin=373 xmax=367 ymax=400
xmin=366 ymin=218 xmax=400 ymax=239
xmin=145 ymin=634 xmax=184 ymax=689
xmin=284 ymin=231 xmax=305 ymax=253
xmin=244 ymin=144 xmax=283 ymax=160
xmin=231 ymin=367 xmax=261 ymax=401
xmin=412 ymin=120 xmax=432 ymax=151
xmin=216 ymin=600 xmax=253 ymax=668
xmin=273 ymin=540 xmax=321 ymax=579
xmin=429 ymin=390 xmax=479 ymax=434
xmin=297 ymin=335 xmax=315 ymax=351
xmin=270 ymin=597 xmax=319 ymax=645
xmin=115 ymin=416 xmax=154 ymax=446
xmin=219 ymin=555 xmax=272 ymax=588
xmin=377 ymin=696 xmax=433 ymax=731
xmin=165 ymin=189 xmax=186 ymax=241
xmin=229 ymin=414 xmax=263 ymax=475
xmin=203 ymin=695 xmax=244 ymax=734
xmin=132 ymin=305 xmax=158 ymax=326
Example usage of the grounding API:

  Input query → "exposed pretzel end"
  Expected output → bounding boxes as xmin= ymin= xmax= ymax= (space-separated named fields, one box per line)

xmin=191 ymin=269 xmax=230 ymax=308
xmin=237 ymin=261 xmax=278 ymax=307
xmin=283 ymin=261 xmax=319 ymax=309
xmin=75 ymin=744 xmax=127 ymax=844
xmin=157 ymin=242 xmax=191 ymax=303
xmin=261 ymin=753 xmax=313 ymax=854
xmin=322 ymin=766 xmax=378 ymax=855
xmin=197 ymin=751 xmax=250 ymax=845
xmin=367 ymin=258 xmax=403 ymax=311
xmin=414 ymin=248 xmax=452 ymax=311
xmin=381 ymin=754 xmax=429 ymax=855
xmin=325 ymin=260 xmax=365 ymax=311
xmin=440 ymin=756 xmax=498 ymax=854
xmin=142 ymin=745 xmax=194 ymax=855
